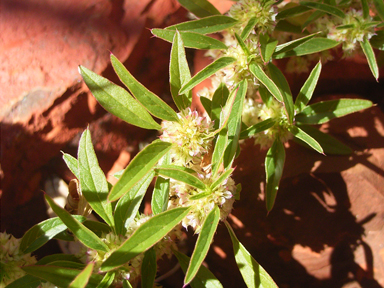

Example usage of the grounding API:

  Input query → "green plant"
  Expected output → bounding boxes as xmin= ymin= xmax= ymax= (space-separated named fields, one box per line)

xmin=3 ymin=0 xmax=382 ymax=287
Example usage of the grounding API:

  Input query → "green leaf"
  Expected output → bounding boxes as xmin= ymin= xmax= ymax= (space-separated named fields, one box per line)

xmin=225 ymin=222 xmax=278 ymax=288
xmin=258 ymin=85 xmax=273 ymax=107
xmin=211 ymin=128 xmax=228 ymax=176
xmin=36 ymin=254 xmax=84 ymax=265
xmin=123 ymin=280 xmax=133 ymax=288
xmin=275 ymin=20 xmax=306 ymax=34
xmin=214 ymin=83 xmax=239 ymax=134
xmin=184 ymin=206 xmax=220 ymax=286
xmin=170 ymin=30 xmax=192 ymax=111
xmin=288 ymin=125 xmax=323 ymax=154
xmin=211 ymin=83 xmax=230 ymax=129
xmin=302 ymin=10 xmax=324 ymax=29
xmin=265 ymin=139 xmax=285 ymax=212
xmin=156 ymin=165 xmax=206 ymax=190
xmin=361 ymin=0 xmax=370 ymax=19
xmin=174 ymin=250 xmax=223 ymax=288
xmin=79 ymin=66 xmax=160 ymax=130
xmin=96 ymin=271 xmax=115 ymax=288
xmin=141 ymin=247 xmax=157 ymax=288
xmin=239 ymin=118 xmax=275 ymax=139
xmin=234 ymin=33 xmax=251 ymax=56
xmin=151 ymin=29 xmax=227 ymax=50
xmin=62 ymin=153 xmax=80 ymax=179
xmin=4 ymin=275 xmax=42 ymax=288
xmin=20 ymin=216 xmax=85 ymax=254
xmin=300 ymin=1 xmax=346 ymax=18
xmin=177 ymin=0 xmax=221 ymax=18
xmin=109 ymin=141 xmax=172 ymax=202
xmin=68 ymin=262 xmax=94 ymax=288
xmin=200 ymin=96 xmax=212 ymax=117
xmin=78 ymin=129 xmax=114 ymax=228
xmin=223 ymin=80 xmax=247 ymax=169
xmin=22 ymin=266 xmax=103 ymax=288
xmin=276 ymin=5 xmax=312 ymax=20
xmin=295 ymin=61 xmax=322 ymax=112
xmin=267 ymin=63 xmax=294 ymax=123
xmin=259 ymin=33 xmax=278 ymax=63
xmin=152 ymin=176 xmax=170 ymax=215
xmin=82 ymin=220 xmax=112 ymax=237
xmin=295 ymin=125 xmax=352 ymax=155
xmin=274 ymin=33 xmax=318 ymax=55
xmin=295 ymin=99 xmax=373 ymax=124
xmin=274 ymin=38 xmax=340 ymax=59
xmin=180 ymin=57 xmax=236 ymax=94
xmin=240 ymin=17 xmax=257 ymax=40
xmin=210 ymin=168 xmax=234 ymax=191
xmin=249 ymin=62 xmax=283 ymax=102
xmin=44 ymin=195 xmax=108 ymax=252
xmin=111 ymin=54 xmax=179 ymax=122
xmin=100 ymin=207 xmax=190 ymax=271
xmin=167 ymin=16 xmax=237 ymax=34
xmin=45 ymin=261 xmax=85 ymax=270
xmin=114 ymin=171 xmax=155 ymax=235
xmin=370 ymin=30 xmax=384 ymax=50
xmin=373 ymin=0 xmax=384 ymax=21
xmin=360 ymin=38 xmax=379 ymax=81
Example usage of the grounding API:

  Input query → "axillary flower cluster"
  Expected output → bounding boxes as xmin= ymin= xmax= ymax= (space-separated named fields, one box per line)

xmin=160 ymin=108 xmax=238 ymax=234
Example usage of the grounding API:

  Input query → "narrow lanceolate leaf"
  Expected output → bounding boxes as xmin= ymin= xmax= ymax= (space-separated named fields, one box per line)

xmin=235 ymin=33 xmax=251 ymax=56
xmin=276 ymin=5 xmax=311 ymax=20
xmin=267 ymin=63 xmax=294 ymax=123
xmin=156 ymin=165 xmax=206 ymax=190
xmin=180 ymin=57 xmax=236 ymax=94
xmin=289 ymin=125 xmax=324 ymax=154
xmin=152 ymin=176 xmax=170 ymax=215
xmin=295 ymin=125 xmax=352 ymax=155
xmin=3 ymin=275 xmax=41 ymax=288
xmin=111 ymin=54 xmax=179 ymax=122
xmin=241 ymin=17 xmax=257 ymax=40
xmin=373 ymin=0 xmax=384 ymax=21
xmin=214 ymin=83 xmax=239 ymax=134
xmin=249 ymin=62 xmax=283 ymax=102
xmin=45 ymin=195 xmax=108 ymax=252
xmin=295 ymin=61 xmax=322 ymax=112
xmin=223 ymin=80 xmax=247 ymax=169
xmin=68 ymin=262 xmax=94 ymax=288
xmin=273 ymin=38 xmax=340 ymax=59
xmin=96 ymin=271 xmax=115 ymax=288
xmin=141 ymin=248 xmax=157 ymax=288
xmin=170 ymin=30 xmax=192 ymax=111
xmin=210 ymin=168 xmax=234 ymax=191
xmin=302 ymin=10 xmax=324 ymax=29
xmin=114 ymin=171 xmax=155 ymax=236
xmin=300 ymin=1 xmax=346 ymax=18
xmin=79 ymin=66 xmax=160 ymax=130
xmin=240 ymin=119 xmax=275 ymax=140
xmin=100 ymin=207 xmax=190 ymax=271
xmin=62 ymin=153 xmax=80 ymax=179
xmin=361 ymin=0 xmax=369 ymax=19
xmin=211 ymin=83 xmax=230 ymax=129
xmin=83 ymin=221 xmax=112 ymax=238
xmin=151 ymin=29 xmax=227 ymax=50
xmin=265 ymin=139 xmax=285 ymax=212
xmin=200 ymin=96 xmax=212 ymax=117
xmin=177 ymin=0 xmax=221 ymax=18
xmin=167 ymin=16 xmax=237 ymax=34
xmin=22 ymin=266 xmax=103 ymax=288
xmin=275 ymin=20 xmax=305 ymax=34
xmin=295 ymin=99 xmax=373 ymax=124
xmin=225 ymin=222 xmax=278 ymax=288
xmin=259 ymin=33 xmax=278 ymax=64
xmin=174 ymin=250 xmax=223 ymax=288
xmin=123 ymin=280 xmax=133 ymax=288
xmin=273 ymin=33 xmax=318 ymax=55
xmin=109 ymin=141 xmax=172 ymax=202
xmin=20 ymin=216 xmax=85 ymax=254
xmin=184 ymin=206 xmax=220 ymax=286
xmin=78 ymin=129 xmax=114 ymax=228
xmin=360 ymin=38 xmax=379 ymax=81
xmin=211 ymin=128 xmax=228 ymax=177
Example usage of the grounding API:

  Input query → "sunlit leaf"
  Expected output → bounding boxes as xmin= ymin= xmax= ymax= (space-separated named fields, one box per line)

xmin=360 ymin=38 xmax=379 ymax=81
xmin=180 ymin=57 xmax=236 ymax=94
xmin=225 ymin=221 xmax=278 ymax=288
xmin=210 ymin=168 xmax=234 ymax=191
xmin=241 ymin=17 xmax=257 ymax=39
xmin=211 ymin=128 xmax=228 ymax=177
xmin=100 ymin=207 xmax=190 ymax=271
xmin=68 ymin=262 xmax=94 ymax=288
xmin=156 ymin=165 xmax=206 ymax=190
xmin=276 ymin=5 xmax=311 ymax=20
xmin=109 ymin=141 xmax=172 ymax=202
xmin=177 ymin=0 xmax=221 ymax=18
xmin=274 ymin=33 xmax=318 ymax=55
xmin=151 ymin=29 xmax=227 ymax=50
xmin=170 ymin=30 xmax=192 ymax=111
xmin=44 ymin=195 xmax=108 ymax=252
xmin=96 ymin=271 xmax=115 ymax=288
xmin=78 ymin=129 xmax=114 ymax=228
xmin=239 ymin=118 xmax=275 ymax=139
xmin=295 ymin=61 xmax=322 ymax=112
xmin=265 ymin=139 xmax=285 ymax=212
xmin=295 ymin=99 xmax=373 ymax=124
xmin=141 ymin=248 xmax=157 ymax=288
xmin=288 ymin=125 xmax=323 ymax=154
xmin=300 ymin=1 xmax=346 ymax=18
xmin=259 ymin=33 xmax=278 ymax=63
xmin=167 ymin=16 xmax=237 ymax=34
xmin=111 ymin=54 xmax=179 ymax=122
xmin=184 ymin=206 xmax=220 ymax=286
xmin=211 ymin=83 xmax=230 ymax=129
xmin=79 ymin=66 xmax=160 ymax=130
xmin=62 ymin=153 xmax=80 ymax=179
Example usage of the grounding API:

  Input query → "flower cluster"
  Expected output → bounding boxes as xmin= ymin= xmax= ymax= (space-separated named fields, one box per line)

xmin=0 ymin=232 xmax=37 ymax=288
